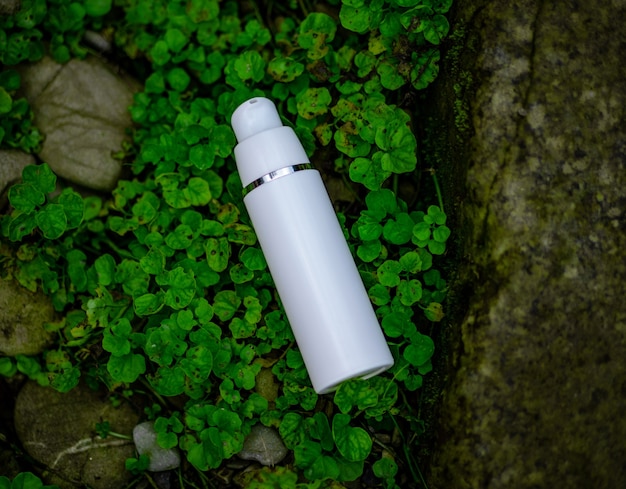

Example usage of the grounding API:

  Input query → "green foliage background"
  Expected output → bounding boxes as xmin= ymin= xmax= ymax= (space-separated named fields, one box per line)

xmin=0 ymin=0 xmax=452 ymax=486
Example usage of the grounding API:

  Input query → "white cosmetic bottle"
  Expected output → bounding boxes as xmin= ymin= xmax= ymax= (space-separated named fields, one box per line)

xmin=231 ymin=97 xmax=394 ymax=394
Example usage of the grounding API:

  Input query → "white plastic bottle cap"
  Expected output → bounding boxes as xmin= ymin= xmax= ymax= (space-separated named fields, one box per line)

xmin=231 ymin=97 xmax=283 ymax=143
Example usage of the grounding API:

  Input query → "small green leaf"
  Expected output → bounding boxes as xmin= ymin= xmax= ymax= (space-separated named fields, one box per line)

xmin=399 ymin=250 xmax=422 ymax=272
xmin=349 ymin=156 xmax=391 ymax=190
xmin=94 ymin=254 xmax=116 ymax=286
xmin=84 ymin=0 xmax=112 ymax=16
xmin=213 ymin=290 xmax=241 ymax=321
xmin=140 ymin=248 xmax=166 ymax=275
xmin=163 ymin=267 xmax=196 ymax=309
xmin=36 ymin=204 xmax=67 ymax=239
xmin=234 ymin=51 xmax=266 ymax=82
xmin=404 ymin=333 xmax=435 ymax=366
xmin=298 ymin=12 xmax=337 ymax=59
xmin=150 ymin=365 xmax=185 ymax=396
xmin=428 ymin=239 xmax=446 ymax=255
xmin=373 ymin=457 xmax=398 ymax=479
xmin=413 ymin=221 xmax=431 ymax=241
xmin=424 ymin=302 xmax=445 ymax=321
xmin=0 ymin=87 xmax=12 ymax=114
xmin=368 ymin=283 xmax=390 ymax=306
xmin=165 ymin=28 xmax=188 ymax=53
xmin=186 ymin=177 xmax=212 ymax=205
xmin=381 ymin=311 xmax=411 ymax=338
xmin=382 ymin=213 xmax=414 ymax=244
xmin=433 ymin=225 xmax=451 ymax=243
xmin=332 ymin=413 xmax=372 ymax=462
xmin=205 ymin=237 xmax=230 ymax=272
xmin=107 ymin=353 xmax=146 ymax=383
xmin=58 ymin=189 xmax=84 ymax=228
xmin=334 ymin=380 xmax=379 ymax=414
xmin=297 ymin=87 xmax=332 ymax=120
xmin=240 ymin=247 xmax=266 ymax=270
xmin=377 ymin=260 xmax=401 ymax=287
xmin=423 ymin=14 xmax=450 ymax=45
xmin=165 ymin=224 xmax=194 ymax=249
xmin=103 ymin=318 xmax=132 ymax=356
xmin=22 ymin=163 xmax=56 ymax=194
xmin=397 ymin=279 xmax=423 ymax=306
xmin=268 ymin=57 xmax=304 ymax=82
xmin=166 ymin=67 xmax=190 ymax=91
xmin=340 ymin=5 xmax=373 ymax=34
xmin=134 ymin=293 xmax=165 ymax=316
xmin=8 ymin=183 xmax=44 ymax=213
xmin=357 ymin=240 xmax=381 ymax=262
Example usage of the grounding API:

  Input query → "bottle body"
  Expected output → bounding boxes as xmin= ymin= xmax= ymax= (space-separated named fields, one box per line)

xmin=231 ymin=97 xmax=394 ymax=394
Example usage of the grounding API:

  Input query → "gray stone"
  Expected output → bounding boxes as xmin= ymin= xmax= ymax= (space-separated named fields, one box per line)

xmin=0 ymin=278 xmax=55 ymax=356
xmin=17 ymin=56 xmax=140 ymax=192
xmin=132 ymin=421 xmax=181 ymax=472
xmin=238 ymin=424 xmax=287 ymax=466
xmin=0 ymin=0 xmax=20 ymax=15
xmin=0 ymin=150 xmax=36 ymax=211
xmin=14 ymin=381 xmax=139 ymax=489
xmin=427 ymin=1 xmax=626 ymax=489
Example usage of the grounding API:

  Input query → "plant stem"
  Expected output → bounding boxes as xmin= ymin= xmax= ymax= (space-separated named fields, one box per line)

xmin=431 ymin=170 xmax=444 ymax=213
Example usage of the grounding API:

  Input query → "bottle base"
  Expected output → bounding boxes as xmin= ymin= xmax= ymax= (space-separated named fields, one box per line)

xmin=314 ymin=362 xmax=394 ymax=395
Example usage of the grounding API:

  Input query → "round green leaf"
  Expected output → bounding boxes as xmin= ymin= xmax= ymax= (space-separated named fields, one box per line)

xmin=107 ymin=353 xmax=146 ymax=383
xmin=165 ymin=28 xmax=188 ymax=53
xmin=397 ymin=279 xmax=423 ymax=306
xmin=84 ymin=0 xmax=112 ymax=16
xmin=433 ymin=224 xmax=451 ymax=243
xmin=268 ymin=56 xmax=304 ymax=82
xmin=357 ymin=240 xmax=382 ymax=262
xmin=368 ymin=283 xmax=390 ymax=306
xmin=399 ymin=251 xmax=422 ymax=273
xmin=150 ymin=365 xmax=185 ymax=396
xmin=403 ymin=333 xmax=435 ymax=366
xmin=377 ymin=260 xmax=401 ymax=287
xmin=94 ymin=254 xmax=116 ymax=285
xmin=58 ymin=189 xmax=84 ymax=228
xmin=185 ymin=177 xmax=212 ymax=205
xmin=36 ymin=203 xmax=67 ymax=239
xmin=297 ymin=87 xmax=332 ymax=120
xmin=240 ymin=247 xmax=266 ymax=271
xmin=22 ymin=163 xmax=56 ymax=194
xmin=413 ymin=221 xmax=431 ymax=241
xmin=163 ymin=267 xmax=196 ymax=309
xmin=166 ymin=67 xmax=191 ymax=91
xmin=205 ymin=237 xmax=230 ymax=272
xmin=8 ymin=183 xmax=44 ymax=213
xmin=234 ymin=51 xmax=266 ymax=82
xmin=298 ymin=12 xmax=337 ymax=59
xmin=383 ymin=213 xmax=414 ymax=244
xmin=423 ymin=14 xmax=450 ymax=45
xmin=332 ymin=413 xmax=372 ymax=462
xmin=340 ymin=5 xmax=372 ymax=34
xmin=0 ymin=87 xmax=12 ymax=114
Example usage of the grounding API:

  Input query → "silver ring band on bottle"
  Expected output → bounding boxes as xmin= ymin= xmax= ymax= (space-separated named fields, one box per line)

xmin=242 ymin=163 xmax=315 ymax=197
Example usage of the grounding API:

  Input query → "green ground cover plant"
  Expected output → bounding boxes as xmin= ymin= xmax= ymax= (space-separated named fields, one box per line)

xmin=0 ymin=0 xmax=452 ymax=487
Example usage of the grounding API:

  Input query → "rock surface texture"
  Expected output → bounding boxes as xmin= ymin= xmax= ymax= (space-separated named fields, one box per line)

xmin=14 ymin=381 xmax=139 ymax=488
xmin=18 ymin=56 xmax=139 ymax=192
xmin=0 ymin=279 xmax=55 ymax=356
xmin=0 ymin=150 xmax=36 ymax=210
xmin=428 ymin=1 xmax=626 ymax=488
